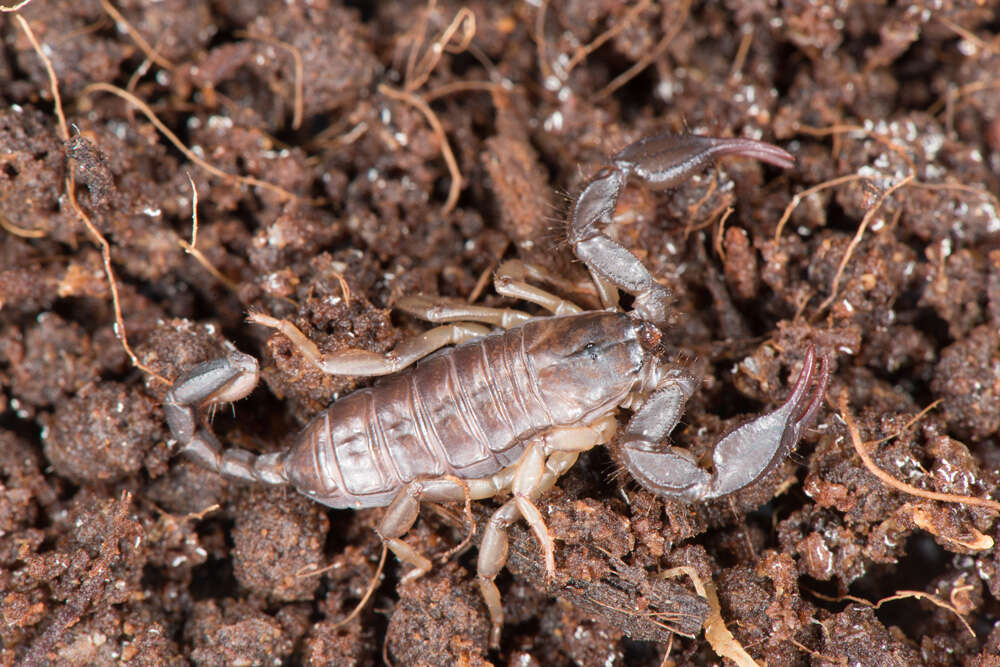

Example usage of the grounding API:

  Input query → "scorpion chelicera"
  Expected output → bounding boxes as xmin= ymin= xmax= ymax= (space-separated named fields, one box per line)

xmin=164 ymin=132 xmax=830 ymax=646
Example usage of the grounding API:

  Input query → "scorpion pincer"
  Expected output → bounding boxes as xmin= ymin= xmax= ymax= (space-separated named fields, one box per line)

xmin=164 ymin=132 xmax=830 ymax=646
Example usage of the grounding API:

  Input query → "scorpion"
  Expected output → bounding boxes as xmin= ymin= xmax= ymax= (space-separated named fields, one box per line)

xmin=164 ymin=132 xmax=830 ymax=646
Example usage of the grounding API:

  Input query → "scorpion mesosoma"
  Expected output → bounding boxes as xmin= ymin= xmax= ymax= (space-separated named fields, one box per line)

xmin=164 ymin=133 xmax=830 ymax=646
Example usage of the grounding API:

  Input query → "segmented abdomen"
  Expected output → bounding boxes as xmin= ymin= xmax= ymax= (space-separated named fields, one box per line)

xmin=285 ymin=312 xmax=643 ymax=509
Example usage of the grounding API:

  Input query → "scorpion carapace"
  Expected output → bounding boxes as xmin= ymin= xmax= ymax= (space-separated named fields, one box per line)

xmin=164 ymin=132 xmax=830 ymax=647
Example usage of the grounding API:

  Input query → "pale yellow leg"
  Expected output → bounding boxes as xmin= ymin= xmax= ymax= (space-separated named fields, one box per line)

xmin=248 ymin=310 xmax=488 ymax=377
xmin=475 ymin=414 xmax=618 ymax=647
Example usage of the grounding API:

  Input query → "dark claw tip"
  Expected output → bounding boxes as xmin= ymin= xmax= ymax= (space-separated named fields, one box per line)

xmin=705 ymin=136 xmax=796 ymax=170
xmin=796 ymin=347 xmax=830 ymax=428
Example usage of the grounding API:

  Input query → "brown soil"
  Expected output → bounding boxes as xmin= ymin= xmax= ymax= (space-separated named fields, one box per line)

xmin=2 ymin=1 xmax=1000 ymax=665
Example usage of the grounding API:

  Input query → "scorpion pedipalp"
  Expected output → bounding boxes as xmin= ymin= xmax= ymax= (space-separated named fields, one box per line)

xmin=569 ymin=133 xmax=796 ymax=325
xmin=706 ymin=347 xmax=829 ymax=498
xmin=619 ymin=347 xmax=830 ymax=501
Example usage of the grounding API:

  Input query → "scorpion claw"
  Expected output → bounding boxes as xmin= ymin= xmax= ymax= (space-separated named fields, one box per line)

xmin=705 ymin=346 xmax=829 ymax=499
xmin=619 ymin=347 xmax=829 ymax=502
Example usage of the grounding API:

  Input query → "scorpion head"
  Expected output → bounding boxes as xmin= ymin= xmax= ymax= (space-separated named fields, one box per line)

xmin=525 ymin=312 xmax=645 ymax=421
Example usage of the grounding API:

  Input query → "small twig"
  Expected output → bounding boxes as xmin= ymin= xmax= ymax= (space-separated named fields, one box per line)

xmin=178 ymin=175 xmax=241 ymax=292
xmin=144 ymin=500 xmax=220 ymax=541
xmin=911 ymin=506 xmax=994 ymax=551
xmin=296 ymin=560 xmax=338 ymax=579
xmin=788 ymin=636 xmax=846 ymax=665
xmin=813 ymin=175 xmax=913 ymax=317
xmin=403 ymin=0 xmax=434 ymax=85
xmin=99 ymin=0 xmax=175 ymax=70
xmin=662 ymin=566 xmax=760 ymax=667
xmin=656 ymin=634 xmax=674 ymax=667
xmin=870 ymin=399 xmax=942 ymax=445
xmin=333 ymin=121 xmax=369 ymax=147
xmin=934 ymin=15 xmax=998 ymax=55
xmin=533 ymin=0 xmax=554 ymax=84
xmin=806 ymin=583 xmax=977 ymax=638
xmin=687 ymin=171 xmax=719 ymax=215
xmin=873 ymin=590 xmax=975 ymax=639
xmin=728 ymin=30 xmax=754 ymax=82
xmin=585 ymin=595 xmax=694 ymax=634
xmin=430 ymin=475 xmax=476 ymax=563
xmin=563 ymin=0 xmax=652 ymax=75
xmin=803 ymin=588 xmax=872 ymax=606
xmin=838 ymin=395 xmax=1000 ymax=513
xmin=0 ymin=0 xmax=35 ymax=11
xmin=774 ymin=174 xmax=864 ymax=242
xmin=330 ymin=270 xmax=351 ymax=307
xmin=682 ymin=189 xmax=730 ymax=235
xmin=184 ymin=503 xmax=219 ymax=522
xmin=789 ymin=287 xmax=814 ymax=323
xmin=712 ymin=207 xmax=733 ymax=262
xmin=66 ymin=178 xmax=169 ymax=384
xmin=405 ymin=4 xmax=476 ymax=92
xmin=467 ymin=240 xmax=508 ymax=303
xmin=683 ymin=197 xmax=732 ymax=241
xmin=378 ymin=2 xmax=477 ymax=216
xmin=909 ymin=180 xmax=1000 ymax=220
xmin=125 ymin=55 xmax=154 ymax=100
xmin=176 ymin=242 xmax=241 ymax=289
xmin=186 ymin=172 xmax=199 ymax=248
xmin=595 ymin=0 xmax=691 ymax=100
xmin=930 ymin=80 xmax=1000 ymax=136
xmin=794 ymin=123 xmax=917 ymax=175
xmin=13 ymin=13 xmax=68 ymax=140
xmin=81 ymin=82 xmax=302 ymax=201
xmin=422 ymin=79 xmax=503 ymax=103
xmin=0 ymin=211 xmax=46 ymax=238
xmin=331 ymin=542 xmax=388 ymax=628
xmin=382 ymin=634 xmax=394 ymax=667
xmin=17 ymin=12 xmax=166 ymax=384
xmin=236 ymin=31 xmax=304 ymax=130
xmin=379 ymin=83 xmax=462 ymax=214
xmin=468 ymin=265 xmax=495 ymax=305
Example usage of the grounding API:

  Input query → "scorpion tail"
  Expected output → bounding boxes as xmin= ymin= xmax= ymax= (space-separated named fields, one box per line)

xmin=164 ymin=347 xmax=289 ymax=486
xmin=179 ymin=430 xmax=289 ymax=486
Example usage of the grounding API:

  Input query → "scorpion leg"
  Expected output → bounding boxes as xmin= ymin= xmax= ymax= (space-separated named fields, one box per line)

xmin=569 ymin=134 xmax=795 ymax=325
xmin=248 ymin=310 xmax=490 ymax=377
xmin=398 ymin=260 xmax=591 ymax=328
xmin=477 ymin=415 xmax=618 ymax=647
xmin=465 ymin=415 xmax=616 ymax=502
xmin=508 ymin=417 xmax=619 ymax=579
xmin=164 ymin=347 xmax=289 ymax=484
xmin=478 ymin=451 xmax=583 ymax=648
xmin=496 ymin=259 xmax=612 ymax=306
xmin=620 ymin=347 xmax=830 ymax=501
xmin=493 ymin=261 xmax=584 ymax=316
xmin=378 ymin=477 xmax=472 ymax=582
xmin=396 ymin=295 xmax=532 ymax=329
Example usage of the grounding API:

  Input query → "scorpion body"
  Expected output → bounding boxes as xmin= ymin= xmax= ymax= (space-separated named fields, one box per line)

xmin=164 ymin=132 xmax=830 ymax=646
xmin=283 ymin=311 xmax=644 ymax=509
